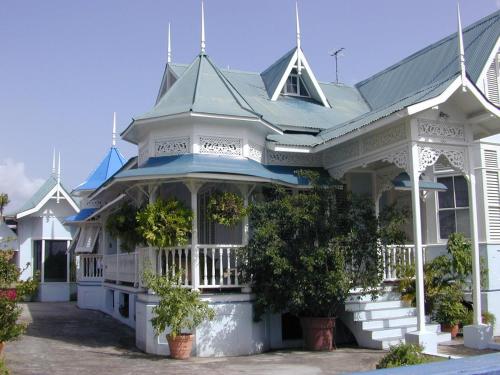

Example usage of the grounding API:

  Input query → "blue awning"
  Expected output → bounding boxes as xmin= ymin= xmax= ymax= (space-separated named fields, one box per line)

xmin=65 ymin=208 xmax=97 ymax=224
xmin=115 ymin=154 xmax=322 ymax=185
xmin=392 ymin=173 xmax=448 ymax=191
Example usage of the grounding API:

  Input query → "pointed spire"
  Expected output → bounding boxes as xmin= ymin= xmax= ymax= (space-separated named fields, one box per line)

xmin=167 ymin=22 xmax=172 ymax=63
xmin=57 ymin=152 xmax=61 ymax=203
xmin=112 ymin=112 xmax=117 ymax=147
xmin=295 ymin=1 xmax=302 ymax=75
xmin=200 ymin=0 xmax=206 ymax=54
xmin=52 ymin=148 xmax=56 ymax=176
xmin=457 ymin=2 xmax=467 ymax=92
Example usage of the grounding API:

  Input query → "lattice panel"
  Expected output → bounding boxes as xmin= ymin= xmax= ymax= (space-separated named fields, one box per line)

xmin=138 ymin=143 xmax=151 ymax=166
xmin=155 ymin=137 xmax=190 ymax=157
xmin=266 ymin=150 xmax=322 ymax=166
xmin=416 ymin=119 xmax=465 ymax=141
xmin=199 ymin=136 xmax=243 ymax=156
xmin=248 ymin=143 xmax=264 ymax=162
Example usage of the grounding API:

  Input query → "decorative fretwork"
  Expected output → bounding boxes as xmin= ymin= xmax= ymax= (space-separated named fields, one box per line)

xmin=416 ymin=119 xmax=465 ymax=141
xmin=266 ymin=150 xmax=322 ymax=166
xmin=363 ymin=124 xmax=407 ymax=153
xmin=375 ymin=168 xmax=402 ymax=198
xmin=83 ymin=200 xmax=103 ymax=209
xmin=138 ymin=143 xmax=151 ymax=166
xmin=155 ymin=136 xmax=190 ymax=157
xmin=248 ymin=143 xmax=264 ymax=162
xmin=323 ymin=140 xmax=360 ymax=167
xmin=382 ymin=148 xmax=409 ymax=172
xmin=199 ymin=136 xmax=243 ymax=156
xmin=417 ymin=146 xmax=466 ymax=174
xmin=329 ymin=166 xmax=349 ymax=180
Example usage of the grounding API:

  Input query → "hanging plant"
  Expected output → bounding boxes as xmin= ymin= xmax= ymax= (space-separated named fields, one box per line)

xmin=105 ymin=202 xmax=143 ymax=252
xmin=136 ymin=198 xmax=193 ymax=249
xmin=207 ymin=191 xmax=247 ymax=227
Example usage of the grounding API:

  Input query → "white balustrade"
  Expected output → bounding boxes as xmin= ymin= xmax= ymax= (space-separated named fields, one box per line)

xmin=77 ymin=254 xmax=103 ymax=281
xmin=198 ymin=244 xmax=244 ymax=289
xmin=103 ymin=252 xmax=139 ymax=285
xmin=156 ymin=246 xmax=193 ymax=287
xmin=381 ymin=244 xmax=426 ymax=281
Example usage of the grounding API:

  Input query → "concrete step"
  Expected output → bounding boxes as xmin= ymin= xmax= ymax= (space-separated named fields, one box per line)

xmin=353 ymin=307 xmax=416 ymax=322
xmin=345 ymin=300 xmax=404 ymax=312
xmin=361 ymin=316 xmax=417 ymax=330
xmin=367 ymin=323 xmax=441 ymax=340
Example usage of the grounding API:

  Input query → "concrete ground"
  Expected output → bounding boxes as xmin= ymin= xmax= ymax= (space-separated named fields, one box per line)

xmin=4 ymin=302 xmax=386 ymax=375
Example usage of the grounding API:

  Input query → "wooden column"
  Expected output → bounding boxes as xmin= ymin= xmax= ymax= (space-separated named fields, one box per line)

xmin=185 ymin=181 xmax=202 ymax=290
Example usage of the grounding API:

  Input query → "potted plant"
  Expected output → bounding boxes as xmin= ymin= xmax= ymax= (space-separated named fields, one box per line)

xmin=434 ymin=286 xmax=467 ymax=338
xmin=143 ymin=270 xmax=215 ymax=359
xmin=206 ymin=191 xmax=246 ymax=227
xmin=241 ymin=173 xmax=396 ymax=350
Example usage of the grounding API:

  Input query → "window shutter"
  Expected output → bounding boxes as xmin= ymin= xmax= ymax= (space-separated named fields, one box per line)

xmin=485 ymin=148 xmax=500 ymax=240
xmin=486 ymin=55 xmax=499 ymax=105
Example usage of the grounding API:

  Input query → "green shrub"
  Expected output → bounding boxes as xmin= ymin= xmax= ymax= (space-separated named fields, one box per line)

xmin=0 ymin=358 xmax=10 ymax=375
xmin=105 ymin=202 xmax=143 ymax=252
xmin=434 ymin=287 xmax=467 ymax=326
xmin=207 ymin=191 xmax=247 ymax=227
xmin=377 ymin=343 xmax=427 ymax=369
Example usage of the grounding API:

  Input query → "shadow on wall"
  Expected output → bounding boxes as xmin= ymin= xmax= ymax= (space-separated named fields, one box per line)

xmin=195 ymin=302 xmax=265 ymax=357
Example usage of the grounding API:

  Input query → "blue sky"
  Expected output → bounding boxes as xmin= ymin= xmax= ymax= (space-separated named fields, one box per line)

xmin=0 ymin=0 xmax=498 ymax=210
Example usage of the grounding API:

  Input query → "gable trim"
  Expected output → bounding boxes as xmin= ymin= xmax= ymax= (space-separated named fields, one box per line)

xmin=16 ymin=184 xmax=80 ymax=219
xmin=476 ymin=36 xmax=500 ymax=87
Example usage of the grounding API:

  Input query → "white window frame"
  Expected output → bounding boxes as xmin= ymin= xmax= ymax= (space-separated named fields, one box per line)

xmin=436 ymin=174 xmax=470 ymax=241
xmin=281 ymin=67 xmax=311 ymax=98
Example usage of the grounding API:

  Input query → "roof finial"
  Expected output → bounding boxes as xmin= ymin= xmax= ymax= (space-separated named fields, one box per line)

xmin=201 ymin=0 xmax=206 ymax=54
xmin=52 ymin=148 xmax=56 ymax=176
xmin=457 ymin=2 xmax=467 ymax=92
xmin=167 ymin=22 xmax=172 ymax=63
xmin=112 ymin=112 xmax=117 ymax=147
xmin=295 ymin=1 xmax=302 ymax=75
xmin=57 ymin=152 xmax=61 ymax=203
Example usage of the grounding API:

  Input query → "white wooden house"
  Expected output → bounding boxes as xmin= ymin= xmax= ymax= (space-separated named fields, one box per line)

xmin=14 ymin=154 xmax=79 ymax=301
xmin=70 ymin=5 xmax=500 ymax=356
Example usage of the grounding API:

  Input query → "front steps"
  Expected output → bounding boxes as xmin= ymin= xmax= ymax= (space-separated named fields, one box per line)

xmin=340 ymin=291 xmax=451 ymax=349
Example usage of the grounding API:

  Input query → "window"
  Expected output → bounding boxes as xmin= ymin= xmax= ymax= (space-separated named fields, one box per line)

xmin=437 ymin=176 xmax=470 ymax=239
xmin=281 ymin=68 xmax=310 ymax=97
xmin=44 ymin=240 xmax=68 ymax=282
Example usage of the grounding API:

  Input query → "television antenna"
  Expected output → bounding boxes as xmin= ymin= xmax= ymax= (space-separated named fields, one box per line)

xmin=329 ymin=47 xmax=345 ymax=84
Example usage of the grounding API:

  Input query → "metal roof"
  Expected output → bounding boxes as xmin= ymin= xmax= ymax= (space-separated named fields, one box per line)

xmin=65 ymin=208 xmax=97 ymax=223
xmin=261 ymin=48 xmax=296 ymax=98
xmin=74 ymin=147 xmax=126 ymax=192
xmin=356 ymin=10 xmax=500 ymax=111
xmin=15 ymin=176 xmax=73 ymax=216
xmin=392 ymin=173 xmax=448 ymax=191
xmin=115 ymin=154 xmax=319 ymax=186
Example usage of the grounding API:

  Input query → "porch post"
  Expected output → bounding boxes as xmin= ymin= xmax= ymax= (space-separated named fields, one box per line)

xmin=148 ymin=184 xmax=159 ymax=276
xmin=408 ymin=142 xmax=426 ymax=333
xmin=186 ymin=181 xmax=202 ymax=290
xmin=463 ymin=144 xmax=493 ymax=349
xmin=67 ymin=240 xmax=71 ymax=283
xmin=41 ymin=239 xmax=45 ymax=283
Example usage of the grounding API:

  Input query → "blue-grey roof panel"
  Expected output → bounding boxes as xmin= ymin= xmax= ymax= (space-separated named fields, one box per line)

xmin=115 ymin=154 xmax=319 ymax=185
xmin=261 ymin=48 xmax=296 ymax=98
xmin=65 ymin=208 xmax=97 ymax=223
xmin=74 ymin=147 xmax=127 ymax=192
xmin=392 ymin=173 xmax=448 ymax=191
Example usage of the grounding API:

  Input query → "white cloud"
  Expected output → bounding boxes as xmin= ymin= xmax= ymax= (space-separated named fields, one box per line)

xmin=0 ymin=159 xmax=44 ymax=214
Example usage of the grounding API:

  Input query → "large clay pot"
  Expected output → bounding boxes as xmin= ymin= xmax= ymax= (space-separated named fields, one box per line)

xmin=441 ymin=323 xmax=459 ymax=338
xmin=0 ymin=342 xmax=5 ymax=357
xmin=300 ymin=317 xmax=336 ymax=351
xmin=167 ymin=333 xmax=194 ymax=359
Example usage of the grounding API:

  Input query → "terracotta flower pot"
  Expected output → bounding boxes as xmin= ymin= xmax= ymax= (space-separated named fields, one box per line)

xmin=441 ymin=323 xmax=459 ymax=338
xmin=300 ymin=317 xmax=336 ymax=351
xmin=0 ymin=342 xmax=5 ymax=357
xmin=167 ymin=333 xmax=194 ymax=359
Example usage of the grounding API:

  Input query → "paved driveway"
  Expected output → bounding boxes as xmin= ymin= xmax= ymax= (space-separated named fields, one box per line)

xmin=4 ymin=303 xmax=385 ymax=375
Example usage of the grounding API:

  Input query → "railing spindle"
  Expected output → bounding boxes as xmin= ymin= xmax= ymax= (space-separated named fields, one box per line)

xmin=203 ymin=248 xmax=208 ymax=286
xmin=219 ymin=247 xmax=223 ymax=285
xmin=211 ymin=248 xmax=215 ymax=286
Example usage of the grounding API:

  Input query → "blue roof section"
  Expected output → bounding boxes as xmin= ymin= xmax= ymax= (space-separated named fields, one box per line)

xmin=393 ymin=173 xmax=448 ymax=191
xmin=74 ymin=147 xmax=126 ymax=192
xmin=65 ymin=208 xmax=97 ymax=223
xmin=115 ymin=154 xmax=319 ymax=186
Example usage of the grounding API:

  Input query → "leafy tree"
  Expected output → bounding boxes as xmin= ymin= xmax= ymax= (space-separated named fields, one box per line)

xmin=0 ymin=194 xmax=9 ymax=219
xmin=241 ymin=173 xmax=402 ymax=319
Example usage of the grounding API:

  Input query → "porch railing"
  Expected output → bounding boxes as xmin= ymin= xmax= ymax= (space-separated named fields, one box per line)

xmin=381 ymin=244 xmax=426 ymax=281
xmin=154 ymin=244 xmax=246 ymax=290
xmin=103 ymin=252 xmax=139 ymax=285
xmin=77 ymin=254 xmax=104 ymax=282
